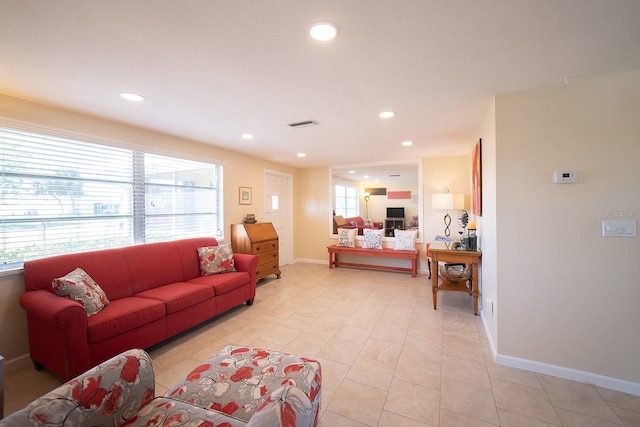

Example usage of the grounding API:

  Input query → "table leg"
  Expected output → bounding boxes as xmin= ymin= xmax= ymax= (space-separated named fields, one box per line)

xmin=471 ymin=262 xmax=479 ymax=315
xmin=431 ymin=254 xmax=439 ymax=310
xmin=328 ymin=252 xmax=334 ymax=269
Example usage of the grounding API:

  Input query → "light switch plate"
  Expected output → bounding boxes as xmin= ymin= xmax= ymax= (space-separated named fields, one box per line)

xmin=602 ymin=220 xmax=637 ymax=237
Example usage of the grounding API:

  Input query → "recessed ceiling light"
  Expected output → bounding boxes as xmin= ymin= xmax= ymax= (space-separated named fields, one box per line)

xmin=120 ymin=92 xmax=145 ymax=102
xmin=310 ymin=22 xmax=338 ymax=41
xmin=401 ymin=141 xmax=413 ymax=147
xmin=241 ymin=134 xmax=254 ymax=140
xmin=297 ymin=152 xmax=306 ymax=158
xmin=379 ymin=111 xmax=395 ymax=118
xmin=349 ymin=170 xmax=355 ymax=174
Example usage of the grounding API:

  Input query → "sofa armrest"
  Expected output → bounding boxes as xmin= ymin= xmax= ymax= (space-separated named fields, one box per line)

xmin=0 ymin=349 xmax=155 ymax=427
xmin=19 ymin=290 xmax=93 ymax=380
xmin=20 ymin=290 xmax=87 ymax=326
xmin=233 ymin=253 xmax=259 ymax=283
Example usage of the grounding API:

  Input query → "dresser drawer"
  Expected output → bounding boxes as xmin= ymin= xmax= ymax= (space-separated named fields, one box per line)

xmin=256 ymin=261 xmax=280 ymax=279
xmin=251 ymin=240 xmax=278 ymax=254
xmin=256 ymin=251 xmax=278 ymax=266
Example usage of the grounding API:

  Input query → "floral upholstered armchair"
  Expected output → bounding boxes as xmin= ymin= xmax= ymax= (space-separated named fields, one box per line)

xmin=0 ymin=348 xmax=155 ymax=426
xmin=1 ymin=346 xmax=322 ymax=427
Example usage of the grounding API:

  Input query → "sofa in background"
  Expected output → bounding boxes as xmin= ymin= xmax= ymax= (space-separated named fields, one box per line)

xmin=0 ymin=346 xmax=322 ymax=427
xmin=333 ymin=215 xmax=383 ymax=235
xmin=20 ymin=237 xmax=259 ymax=381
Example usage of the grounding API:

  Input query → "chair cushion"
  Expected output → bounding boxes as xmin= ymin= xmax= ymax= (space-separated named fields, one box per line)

xmin=163 ymin=345 xmax=321 ymax=424
xmin=126 ymin=397 xmax=246 ymax=427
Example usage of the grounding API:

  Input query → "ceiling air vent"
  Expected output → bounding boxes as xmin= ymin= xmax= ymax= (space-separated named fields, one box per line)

xmin=288 ymin=120 xmax=319 ymax=129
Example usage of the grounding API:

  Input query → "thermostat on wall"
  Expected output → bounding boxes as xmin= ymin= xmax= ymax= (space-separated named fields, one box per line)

xmin=553 ymin=170 xmax=577 ymax=184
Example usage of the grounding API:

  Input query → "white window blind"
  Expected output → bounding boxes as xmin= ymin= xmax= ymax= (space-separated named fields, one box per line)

xmin=0 ymin=126 xmax=223 ymax=270
xmin=335 ymin=184 xmax=359 ymax=218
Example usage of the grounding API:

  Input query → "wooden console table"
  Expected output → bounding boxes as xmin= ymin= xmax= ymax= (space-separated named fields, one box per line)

xmin=430 ymin=242 xmax=482 ymax=315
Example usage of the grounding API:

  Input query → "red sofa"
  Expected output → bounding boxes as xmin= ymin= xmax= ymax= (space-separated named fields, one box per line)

xmin=342 ymin=216 xmax=383 ymax=235
xmin=20 ymin=237 xmax=258 ymax=381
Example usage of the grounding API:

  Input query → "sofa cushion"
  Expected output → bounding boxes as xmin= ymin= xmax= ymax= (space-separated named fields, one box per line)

xmin=52 ymin=268 xmax=110 ymax=316
xmin=23 ymin=248 xmax=134 ymax=300
xmin=363 ymin=228 xmax=383 ymax=249
xmin=172 ymin=237 xmax=220 ymax=279
xmin=188 ymin=271 xmax=250 ymax=296
xmin=88 ymin=297 xmax=165 ymax=344
xmin=394 ymin=229 xmax=418 ymax=250
xmin=121 ymin=242 xmax=188 ymax=294
xmin=337 ymin=227 xmax=357 ymax=247
xmin=136 ymin=283 xmax=215 ymax=314
xmin=197 ymin=244 xmax=236 ymax=275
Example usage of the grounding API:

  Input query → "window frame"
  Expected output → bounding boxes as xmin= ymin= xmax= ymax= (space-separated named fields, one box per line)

xmin=334 ymin=183 xmax=360 ymax=218
xmin=0 ymin=119 xmax=225 ymax=272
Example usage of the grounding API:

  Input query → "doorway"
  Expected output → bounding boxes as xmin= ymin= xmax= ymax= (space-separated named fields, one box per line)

xmin=264 ymin=170 xmax=292 ymax=266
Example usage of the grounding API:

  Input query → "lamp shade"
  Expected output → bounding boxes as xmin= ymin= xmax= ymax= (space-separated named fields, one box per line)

xmin=432 ymin=192 xmax=464 ymax=210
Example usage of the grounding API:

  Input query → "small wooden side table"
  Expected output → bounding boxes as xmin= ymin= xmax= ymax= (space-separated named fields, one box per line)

xmin=429 ymin=242 xmax=482 ymax=315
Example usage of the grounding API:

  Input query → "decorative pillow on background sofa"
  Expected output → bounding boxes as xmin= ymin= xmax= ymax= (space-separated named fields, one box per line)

xmin=337 ymin=227 xmax=357 ymax=247
xmin=363 ymin=228 xmax=383 ymax=249
xmin=52 ymin=268 xmax=110 ymax=316
xmin=394 ymin=229 xmax=418 ymax=250
xmin=197 ymin=244 xmax=237 ymax=275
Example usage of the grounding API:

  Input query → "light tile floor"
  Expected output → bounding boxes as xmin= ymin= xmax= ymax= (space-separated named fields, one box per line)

xmin=4 ymin=263 xmax=640 ymax=426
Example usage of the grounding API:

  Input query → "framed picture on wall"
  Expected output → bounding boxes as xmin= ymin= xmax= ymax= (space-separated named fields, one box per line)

xmin=239 ymin=186 xmax=252 ymax=205
xmin=472 ymin=138 xmax=482 ymax=216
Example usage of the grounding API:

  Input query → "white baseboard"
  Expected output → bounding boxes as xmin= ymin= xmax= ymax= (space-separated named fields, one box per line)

xmin=291 ymin=258 xmax=325 ymax=265
xmin=3 ymin=353 xmax=31 ymax=373
xmin=480 ymin=311 xmax=640 ymax=397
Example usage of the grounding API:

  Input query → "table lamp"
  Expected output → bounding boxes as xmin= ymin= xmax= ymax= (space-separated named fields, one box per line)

xmin=432 ymin=190 xmax=464 ymax=236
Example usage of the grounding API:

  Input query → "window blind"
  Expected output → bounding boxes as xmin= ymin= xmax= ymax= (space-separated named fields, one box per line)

xmin=0 ymin=126 xmax=223 ymax=270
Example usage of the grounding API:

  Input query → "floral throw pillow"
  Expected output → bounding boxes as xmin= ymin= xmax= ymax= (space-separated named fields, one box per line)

xmin=363 ymin=228 xmax=383 ymax=249
xmin=52 ymin=268 xmax=110 ymax=316
xmin=337 ymin=228 xmax=357 ymax=247
xmin=197 ymin=244 xmax=237 ymax=276
xmin=394 ymin=229 xmax=418 ymax=250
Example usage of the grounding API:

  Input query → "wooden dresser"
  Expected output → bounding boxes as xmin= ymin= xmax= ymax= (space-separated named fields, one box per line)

xmin=230 ymin=222 xmax=281 ymax=281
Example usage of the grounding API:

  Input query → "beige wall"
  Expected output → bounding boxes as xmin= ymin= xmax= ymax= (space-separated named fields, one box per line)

xmin=493 ymin=70 xmax=640 ymax=386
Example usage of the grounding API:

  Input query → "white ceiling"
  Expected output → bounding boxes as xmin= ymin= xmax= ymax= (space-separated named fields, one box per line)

xmin=2 ymin=1 xmax=640 ymax=168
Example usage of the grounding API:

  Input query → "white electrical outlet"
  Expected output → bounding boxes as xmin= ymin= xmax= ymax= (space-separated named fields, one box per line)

xmin=484 ymin=297 xmax=493 ymax=315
